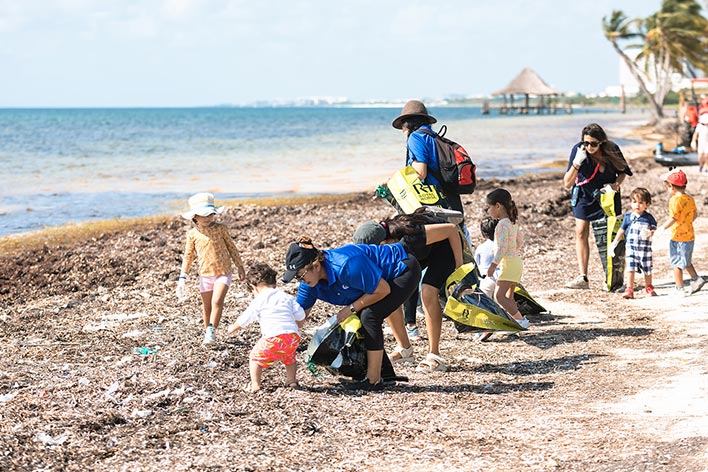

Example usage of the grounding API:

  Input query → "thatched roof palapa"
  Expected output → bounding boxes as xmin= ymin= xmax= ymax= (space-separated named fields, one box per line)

xmin=493 ymin=67 xmax=559 ymax=96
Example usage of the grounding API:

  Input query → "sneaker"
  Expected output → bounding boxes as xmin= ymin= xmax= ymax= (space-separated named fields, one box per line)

xmin=405 ymin=325 xmax=420 ymax=341
xmin=672 ymin=286 xmax=687 ymax=298
xmin=690 ymin=276 xmax=706 ymax=294
xmin=514 ymin=317 xmax=530 ymax=329
xmin=202 ymin=326 xmax=215 ymax=345
xmin=645 ymin=285 xmax=657 ymax=297
xmin=565 ymin=275 xmax=589 ymax=289
xmin=622 ymin=287 xmax=634 ymax=299
xmin=343 ymin=378 xmax=385 ymax=392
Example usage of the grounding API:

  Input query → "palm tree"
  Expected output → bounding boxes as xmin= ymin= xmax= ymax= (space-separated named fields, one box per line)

xmin=603 ymin=0 xmax=708 ymax=120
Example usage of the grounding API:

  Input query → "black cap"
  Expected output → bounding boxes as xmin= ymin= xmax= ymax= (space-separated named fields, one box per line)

xmin=282 ymin=242 xmax=318 ymax=282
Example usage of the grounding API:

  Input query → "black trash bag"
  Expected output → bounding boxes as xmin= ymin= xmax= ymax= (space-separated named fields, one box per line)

xmin=305 ymin=315 xmax=403 ymax=381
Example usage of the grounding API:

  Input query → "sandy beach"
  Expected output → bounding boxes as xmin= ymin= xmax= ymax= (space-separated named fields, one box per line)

xmin=1 ymin=123 xmax=708 ymax=471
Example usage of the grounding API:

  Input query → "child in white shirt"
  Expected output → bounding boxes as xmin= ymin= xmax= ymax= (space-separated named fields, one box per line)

xmin=228 ymin=263 xmax=306 ymax=393
xmin=474 ymin=216 xmax=499 ymax=298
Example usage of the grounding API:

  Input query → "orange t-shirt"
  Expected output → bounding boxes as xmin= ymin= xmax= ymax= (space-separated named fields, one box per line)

xmin=668 ymin=193 xmax=696 ymax=242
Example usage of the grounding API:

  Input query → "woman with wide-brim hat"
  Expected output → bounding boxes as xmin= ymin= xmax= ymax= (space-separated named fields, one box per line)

xmin=392 ymin=100 xmax=463 ymax=217
xmin=283 ymin=237 xmax=421 ymax=391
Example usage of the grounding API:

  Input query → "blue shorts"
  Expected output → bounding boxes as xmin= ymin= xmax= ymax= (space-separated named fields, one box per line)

xmin=669 ymin=240 xmax=694 ymax=269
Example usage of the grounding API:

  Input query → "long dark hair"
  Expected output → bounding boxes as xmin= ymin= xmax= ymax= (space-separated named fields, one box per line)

xmin=486 ymin=188 xmax=519 ymax=224
xmin=384 ymin=208 xmax=440 ymax=239
xmin=581 ymin=123 xmax=629 ymax=173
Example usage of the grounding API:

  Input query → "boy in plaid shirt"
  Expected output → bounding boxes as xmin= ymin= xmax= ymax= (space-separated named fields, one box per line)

xmin=609 ymin=188 xmax=657 ymax=299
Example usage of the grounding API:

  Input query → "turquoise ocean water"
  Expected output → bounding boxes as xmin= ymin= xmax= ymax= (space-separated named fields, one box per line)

xmin=0 ymin=107 xmax=648 ymax=236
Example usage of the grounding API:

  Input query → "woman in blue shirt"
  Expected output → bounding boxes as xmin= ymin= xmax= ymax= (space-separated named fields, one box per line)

xmin=562 ymin=123 xmax=632 ymax=289
xmin=282 ymin=237 xmax=421 ymax=391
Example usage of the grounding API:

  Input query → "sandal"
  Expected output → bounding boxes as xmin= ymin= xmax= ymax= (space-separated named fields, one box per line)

xmin=389 ymin=345 xmax=415 ymax=364
xmin=416 ymin=353 xmax=447 ymax=373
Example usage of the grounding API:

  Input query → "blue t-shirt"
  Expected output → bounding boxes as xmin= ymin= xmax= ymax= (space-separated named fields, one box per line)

xmin=406 ymin=125 xmax=441 ymax=188
xmin=296 ymin=243 xmax=409 ymax=310
xmin=567 ymin=142 xmax=633 ymax=221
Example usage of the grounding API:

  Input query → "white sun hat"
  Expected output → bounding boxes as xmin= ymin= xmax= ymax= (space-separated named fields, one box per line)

xmin=181 ymin=192 xmax=224 ymax=219
xmin=699 ymin=113 xmax=708 ymax=125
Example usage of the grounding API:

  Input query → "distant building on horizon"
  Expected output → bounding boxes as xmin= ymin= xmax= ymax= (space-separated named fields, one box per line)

xmin=604 ymin=53 xmax=696 ymax=97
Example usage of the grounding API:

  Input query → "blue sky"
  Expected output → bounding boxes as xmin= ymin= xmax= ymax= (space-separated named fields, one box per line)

xmin=0 ymin=0 xmax=665 ymax=107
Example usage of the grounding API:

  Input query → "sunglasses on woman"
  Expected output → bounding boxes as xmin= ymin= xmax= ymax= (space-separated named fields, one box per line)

xmin=582 ymin=140 xmax=602 ymax=148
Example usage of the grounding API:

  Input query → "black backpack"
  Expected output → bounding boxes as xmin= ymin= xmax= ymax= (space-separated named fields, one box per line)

xmin=416 ymin=126 xmax=477 ymax=195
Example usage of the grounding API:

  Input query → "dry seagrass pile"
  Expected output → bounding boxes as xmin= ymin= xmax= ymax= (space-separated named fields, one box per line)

xmin=2 ymin=142 xmax=708 ymax=471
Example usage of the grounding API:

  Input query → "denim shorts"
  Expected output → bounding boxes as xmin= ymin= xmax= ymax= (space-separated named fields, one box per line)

xmin=669 ymin=240 xmax=694 ymax=269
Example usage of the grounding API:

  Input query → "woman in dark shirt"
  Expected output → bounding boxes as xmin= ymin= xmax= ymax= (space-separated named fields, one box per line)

xmin=562 ymin=123 xmax=632 ymax=289
xmin=354 ymin=209 xmax=463 ymax=372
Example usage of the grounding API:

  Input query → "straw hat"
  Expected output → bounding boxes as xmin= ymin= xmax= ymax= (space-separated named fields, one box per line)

xmin=181 ymin=192 xmax=224 ymax=219
xmin=391 ymin=100 xmax=437 ymax=129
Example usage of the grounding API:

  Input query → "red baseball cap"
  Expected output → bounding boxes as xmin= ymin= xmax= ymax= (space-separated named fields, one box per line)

xmin=660 ymin=168 xmax=688 ymax=186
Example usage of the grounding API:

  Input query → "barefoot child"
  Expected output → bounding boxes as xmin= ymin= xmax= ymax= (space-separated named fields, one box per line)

xmin=484 ymin=189 xmax=529 ymax=328
xmin=228 ymin=263 xmax=306 ymax=393
xmin=609 ymin=188 xmax=658 ymax=299
xmin=658 ymin=169 xmax=706 ymax=296
xmin=177 ymin=193 xmax=246 ymax=345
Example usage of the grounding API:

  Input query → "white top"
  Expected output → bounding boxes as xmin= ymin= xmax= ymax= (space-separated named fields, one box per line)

xmin=474 ymin=239 xmax=495 ymax=276
xmin=236 ymin=287 xmax=306 ymax=339
xmin=695 ymin=123 xmax=708 ymax=154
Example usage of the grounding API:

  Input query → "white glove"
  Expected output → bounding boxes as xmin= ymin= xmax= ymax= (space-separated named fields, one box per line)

xmin=601 ymin=184 xmax=615 ymax=194
xmin=639 ymin=227 xmax=652 ymax=240
xmin=572 ymin=147 xmax=588 ymax=168
xmin=176 ymin=278 xmax=189 ymax=302
xmin=609 ymin=240 xmax=619 ymax=258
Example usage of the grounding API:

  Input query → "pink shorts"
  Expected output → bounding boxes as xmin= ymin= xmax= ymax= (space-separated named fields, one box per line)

xmin=250 ymin=332 xmax=301 ymax=368
xmin=199 ymin=274 xmax=232 ymax=293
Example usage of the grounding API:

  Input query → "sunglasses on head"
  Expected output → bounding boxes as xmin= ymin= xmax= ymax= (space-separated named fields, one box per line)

xmin=582 ymin=140 xmax=602 ymax=148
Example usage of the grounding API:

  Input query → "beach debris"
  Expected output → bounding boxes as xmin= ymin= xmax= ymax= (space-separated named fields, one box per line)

xmin=35 ymin=432 xmax=68 ymax=446
xmin=131 ymin=409 xmax=153 ymax=418
xmin=122 ymin=330 xmax=145 ymax=338
xmin=83 ymin=312 xmax=147 ymax=332
xmin=133 ymin=347 xmax=158 ymax=355
xmin=206 ymin=361 xmax=218 ymax=369
xmin=0 ymin=392 xmax=18 ymax=403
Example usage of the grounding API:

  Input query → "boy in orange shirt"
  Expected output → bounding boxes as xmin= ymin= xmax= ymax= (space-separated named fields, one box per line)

xmin=658 ymin=169 xmax=705 ymax=296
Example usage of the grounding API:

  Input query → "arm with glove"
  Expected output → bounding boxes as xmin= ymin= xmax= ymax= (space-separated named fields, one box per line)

xmin=609 ymin=228 xmax=625 ymax=258
xmin=563 ymin=145 xmax=588 ymax=190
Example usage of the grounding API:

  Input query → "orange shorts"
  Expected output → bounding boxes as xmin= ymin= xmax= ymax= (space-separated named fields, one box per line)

xmin=250 ymin=332 xmax=301 ymax=368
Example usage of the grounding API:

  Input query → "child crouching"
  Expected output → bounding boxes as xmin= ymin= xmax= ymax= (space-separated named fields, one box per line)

xmin=228 ymin=263 xmax=306 ymax=393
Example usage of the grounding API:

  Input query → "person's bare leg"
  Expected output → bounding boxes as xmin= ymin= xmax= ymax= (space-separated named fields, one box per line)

xmin=421 ymin=284 xmax=442 ymax=355
xmin=365 ymin=350 xmax=384 ymax=384
xmin=674 ymin=267 xmax=684 ymax=288
xmin=495 ymin=280 xmax=520 ymax=319
xmin=575 ymin=219 xmax=590 ymax=277
xmin=200 ymin=291 xmax=212 ymax=327
xmin=209 ymin=282 xmax=229 ymax=328
xmin=248 ymin=360 xmax=263 ymax=392
xmin=685 ymin=264 xmax=698 ymax=280
xmin=285 ymin=363 xmax=298 ymax=387
xmin=385 ymin=306 xmax=410 ymax=349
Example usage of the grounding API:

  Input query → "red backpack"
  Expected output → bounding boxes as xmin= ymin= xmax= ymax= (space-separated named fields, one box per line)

xmin=416 ymin=126 xmax=477 ymax=195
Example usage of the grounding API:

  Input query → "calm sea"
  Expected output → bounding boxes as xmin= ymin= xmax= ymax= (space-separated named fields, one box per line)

xmin=0 ymin=107 xmax=648 ymax=236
